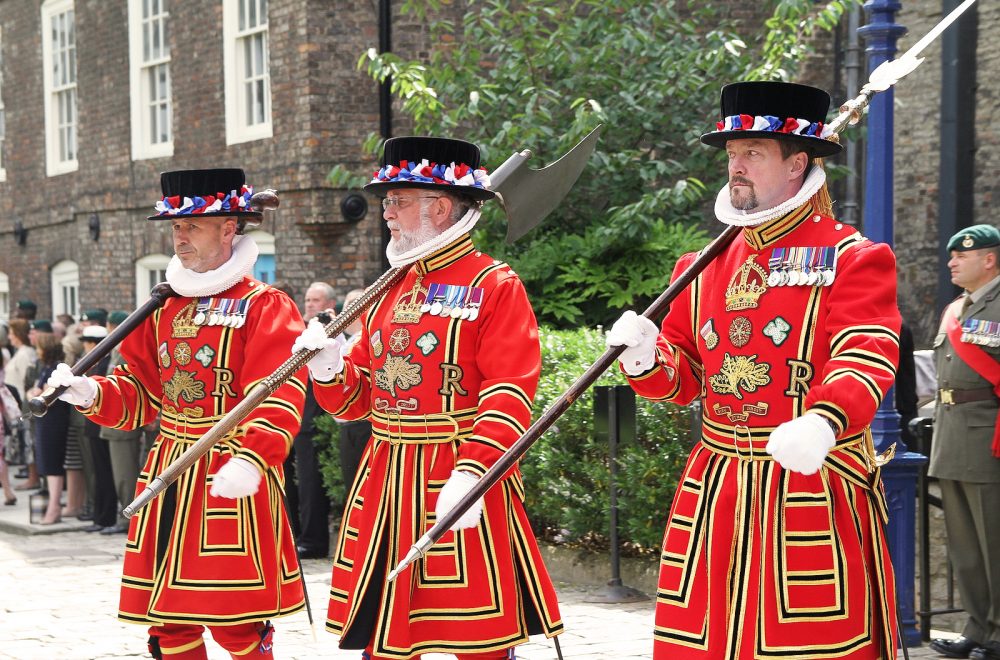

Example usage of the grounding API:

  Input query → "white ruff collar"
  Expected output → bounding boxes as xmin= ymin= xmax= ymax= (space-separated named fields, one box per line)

xmin=714 ymin=167 xmax=826 ymax=227
xmin=165 ymin=235 xmax=259 ymax=297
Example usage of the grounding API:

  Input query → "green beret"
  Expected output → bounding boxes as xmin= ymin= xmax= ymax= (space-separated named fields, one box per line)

xmin=108 ymin=311 xmax=129 ymax=326
xmin=80 ymin=308 xmax=109 ymax=324
xmin=30 ymin=320 xmax=53 ymax=333
xmin=16 ymin=300 xmax=36 ymax=311
xmin=947 ymin=224 xmax=1000 ymax=252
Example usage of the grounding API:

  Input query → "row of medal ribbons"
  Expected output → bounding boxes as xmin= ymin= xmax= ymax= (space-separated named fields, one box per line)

xmin=767 ymin=246 xmax=838 ymax=287
xmin=193 ymin=297 xmax=250 ymax=328
xmin=961 ymin=318 xmax=1000 ymax=347
xmin=420 ymin=284 xmax=485 ymax=321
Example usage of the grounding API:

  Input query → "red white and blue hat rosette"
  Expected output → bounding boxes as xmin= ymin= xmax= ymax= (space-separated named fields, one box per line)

xmin=148 ymin=168 xmax=262 ymax=229
xmin=700 ymin=81 xmax=842 ymax=158
xmin=364 ymin=136 xmax=496 ymax=201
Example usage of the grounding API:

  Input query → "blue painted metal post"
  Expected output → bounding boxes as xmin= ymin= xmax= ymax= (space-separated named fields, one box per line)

xmin=858 ymin=0 xmax=928 ymax=648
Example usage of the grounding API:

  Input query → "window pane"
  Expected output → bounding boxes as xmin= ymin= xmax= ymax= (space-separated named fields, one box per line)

xmin=260 ymin=0 xmax=267 ymax=24
xmin=248 ymin=0 xmax=257 ymax=29
xmin=239 ymin=0 xmax=246 ymax=31
xmin=255 ymin=79 xmax=265 ymax=124
xmin=253 ymin=33 xmax=264 ymax=73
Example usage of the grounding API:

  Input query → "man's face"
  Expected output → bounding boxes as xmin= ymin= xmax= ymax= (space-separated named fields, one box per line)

xmin=382 ymin=189 xmax=445 ymax=254
xmin=726 ymin=139 xmax=804 ymax=212
xmin=28 ymin=328 xmax=37 ymax=346
xmin=303 ymin=286 xmax=334 ymax=321
xmin=172 ymin=217 xmax=236 ymax=273
xmin=948 ymin=248 xmax=996 ymax=291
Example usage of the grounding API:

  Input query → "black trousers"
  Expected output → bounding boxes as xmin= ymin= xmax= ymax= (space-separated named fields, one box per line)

xmin=293 ymin=433 xmax=330 ymax=553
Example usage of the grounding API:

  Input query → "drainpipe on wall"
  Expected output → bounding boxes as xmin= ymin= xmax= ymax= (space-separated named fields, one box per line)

xmin=378 ymin=0 xmax=393 ymax=273
xmin=936 ymin=0 xmax=977 ymax=315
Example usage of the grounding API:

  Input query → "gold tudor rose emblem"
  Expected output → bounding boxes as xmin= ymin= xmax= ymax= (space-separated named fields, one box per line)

xmin=709 ymin=353 xmax=771 ymax=400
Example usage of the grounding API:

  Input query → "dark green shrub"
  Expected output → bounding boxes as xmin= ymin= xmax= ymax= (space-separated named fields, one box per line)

xmin=313 ymin=325 xmax=694 ymax=554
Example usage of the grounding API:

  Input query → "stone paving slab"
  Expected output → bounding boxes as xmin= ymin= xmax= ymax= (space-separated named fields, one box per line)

xmin=0 ymin=489 xmax=954 ymax=659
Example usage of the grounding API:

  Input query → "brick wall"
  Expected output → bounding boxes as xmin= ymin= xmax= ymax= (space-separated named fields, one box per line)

xmin=0 ymin=0 xmax=387 ymax=318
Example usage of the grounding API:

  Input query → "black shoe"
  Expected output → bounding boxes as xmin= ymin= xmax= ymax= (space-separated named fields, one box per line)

xmin=297 ymin=545 xmax=327 ymax=559
xmin=971 ymin=642 xmax=1000 ymax=660
xmin=99 ymin=522 xmax=129 ymax=535
xmin=82 ymin=523 xmax=105 ymax=532
xmin=14 ymin=468 xmax=28 ymax=479
xmin=931 ymin=637 xmax=982 ymax=659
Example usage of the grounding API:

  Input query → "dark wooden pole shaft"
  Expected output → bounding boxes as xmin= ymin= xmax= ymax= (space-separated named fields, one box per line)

xmin=28 ymin=283 xmax=178 ymax=417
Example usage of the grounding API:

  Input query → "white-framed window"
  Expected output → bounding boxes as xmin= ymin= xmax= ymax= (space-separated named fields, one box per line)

xmin=135 ymin=253 xmax=170 ymax=305
xmin=128 ymin=0 xmax=173 ymax=160
xmin=41 ymin=0 xmax=78 ymax=177
xmin=0 ymin=272 xmax=9 ymax=321
xmin=50 ymin=260 xmax=79 ymax=319
xmin=0 ymin=27 xmax=7 ymax=182
xmin=223 ymin=0 xmax=272 ymax=145
xmin=246 ymin=230 xmax=275 ymax=283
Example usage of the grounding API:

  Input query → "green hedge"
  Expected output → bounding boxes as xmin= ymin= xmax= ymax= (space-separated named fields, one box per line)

xmin=313 ymin=326 xmax=693 ymax=554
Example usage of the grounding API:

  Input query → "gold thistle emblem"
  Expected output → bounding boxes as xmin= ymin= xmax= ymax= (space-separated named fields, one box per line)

xmin=374 ymin=354 xmax=423 ymax=397
xmin=171 ymin=302 xmax=199 ymax=338
xmin=163 ymin=368 xmax=207 ymax=404
xmin=725 ymin=256 xmax=768 ymax=311
xmin=709 ymin=353 xmax=771 ymax=400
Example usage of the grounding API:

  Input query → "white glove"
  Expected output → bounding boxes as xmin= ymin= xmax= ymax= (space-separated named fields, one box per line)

xmin=606 ymin=310 xmax=660 ymax=376
xmin=435 ymin=470 xmax=484 ymax=531
xmin=766 ymin=413 xmax=836 ymax=475
xmin=291 ymin=319 xmax=346 ymax=382
xmin=210 ymin=457 xmax=262 ymax=498
xmin=47 ymin=362 xmax=98 ymax=407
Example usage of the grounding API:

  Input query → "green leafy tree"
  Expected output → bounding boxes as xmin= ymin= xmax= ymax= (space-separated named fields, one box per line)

xmin=337 ymin=0 xmax=859 ymax=328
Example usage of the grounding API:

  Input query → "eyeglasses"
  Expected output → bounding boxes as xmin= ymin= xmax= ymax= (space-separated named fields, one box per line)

xmin=381 ymin=195 xmax=442 ymax=210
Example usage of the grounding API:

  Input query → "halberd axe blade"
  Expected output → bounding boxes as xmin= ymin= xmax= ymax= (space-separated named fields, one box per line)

xmin=493 ymin=125 xmax=602 ymax=244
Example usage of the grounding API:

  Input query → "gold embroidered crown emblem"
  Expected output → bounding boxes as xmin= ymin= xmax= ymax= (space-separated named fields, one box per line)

xmin=171 ymin=302 xmax=199 ymax=339
xmin=392 ymin=276 xmax=427 ymax=325
xmin=725 ymin=256 xmax=768 ymax=311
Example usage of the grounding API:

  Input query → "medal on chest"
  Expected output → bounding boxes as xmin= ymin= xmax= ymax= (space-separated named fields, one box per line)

xmin=961 ymin=318 xmax=1000 ymax=347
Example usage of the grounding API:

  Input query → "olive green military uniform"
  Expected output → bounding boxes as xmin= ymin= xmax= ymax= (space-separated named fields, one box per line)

xmin=929 ymin=224 xmax=1000 ymax=648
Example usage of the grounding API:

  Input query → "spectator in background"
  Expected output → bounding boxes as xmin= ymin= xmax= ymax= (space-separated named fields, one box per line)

xmin=0 ymin=349 xmax=21 ymax=505
xmin=14 ymin=300 xmax=37 ymax=321
xmin=99 ymin=310 xmax=142 ymax=535
xmin=8 ymin=320 xmax=40 ymax=491
xmin=338 ymin=288 xmax=370 ymax=496
xmin=78 ymin=325 xmax=119 ymax=533
xmin=289 ymin=281 xmax=336 ymax=559
xmin=928 ymin=225 xmax=1000 ymax=660
xmin=28 ymin=333 xmax=71 ymax=524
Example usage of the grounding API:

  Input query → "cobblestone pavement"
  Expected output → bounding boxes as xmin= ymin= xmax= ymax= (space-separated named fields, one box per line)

xmin=0 ymin=485 xmax=952 ymax=659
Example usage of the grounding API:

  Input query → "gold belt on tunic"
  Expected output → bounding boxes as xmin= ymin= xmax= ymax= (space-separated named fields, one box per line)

xmin=369 ymin=405 xmax=477 ymax=446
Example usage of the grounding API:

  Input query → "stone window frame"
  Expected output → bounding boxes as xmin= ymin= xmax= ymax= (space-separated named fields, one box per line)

xmin=41 ymin=0 xmax=78 ymax=177
xmin=127 ymin=0 xmax=173 ymax=160
xmin=135 ymin=253 xmax=170 ymax=306
xmin=50 ymin=260 xmax=79 ymax=320
xmin=222 ymin=0 xmax=272 ymax=145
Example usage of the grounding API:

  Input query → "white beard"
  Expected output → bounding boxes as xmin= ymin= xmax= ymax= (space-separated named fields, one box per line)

xmin=386 ymin=208 xmax=442 ymax=256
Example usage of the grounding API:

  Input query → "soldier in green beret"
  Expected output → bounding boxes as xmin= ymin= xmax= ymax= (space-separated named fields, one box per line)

xmin=14 ymin=300 xmax=37 ymax=321
xmin=929 ymin=224 xmax=1000 ymax=660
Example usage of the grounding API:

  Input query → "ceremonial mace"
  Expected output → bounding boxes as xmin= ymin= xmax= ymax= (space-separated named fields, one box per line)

xmin=121 ymin=126 xmax=602 ymax=520
xmin=385 ymin=0 xmax=979 ymax=585
xmin=27 ymin=189 xmax=282 ymax=417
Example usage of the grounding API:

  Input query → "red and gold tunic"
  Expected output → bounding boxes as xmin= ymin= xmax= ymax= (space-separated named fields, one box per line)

xmin=626 ymin=203 xmax=901 ymax=660
xmin=314 ymin=234 xmax=563 ymax=658
xmin=82 ymin=277 xmax=307 ymax=626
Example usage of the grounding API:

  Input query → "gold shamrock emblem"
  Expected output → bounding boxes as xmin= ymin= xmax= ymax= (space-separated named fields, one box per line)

xmin=163 ymin=369 xmax=207 ymax=404
xmin=709 ymin=353 xmax=771 ymax=400
xmin=374 ymin=354 xmax=423 ymax=397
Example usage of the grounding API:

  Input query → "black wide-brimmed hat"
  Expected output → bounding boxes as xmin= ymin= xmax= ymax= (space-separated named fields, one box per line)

xmin=147 ymin=168 xmax=262 ymax=229
xmin=364 ymin=136 xmax=496 ymax=201
xmin=700 ymin=81 xmax=842 ymax=158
